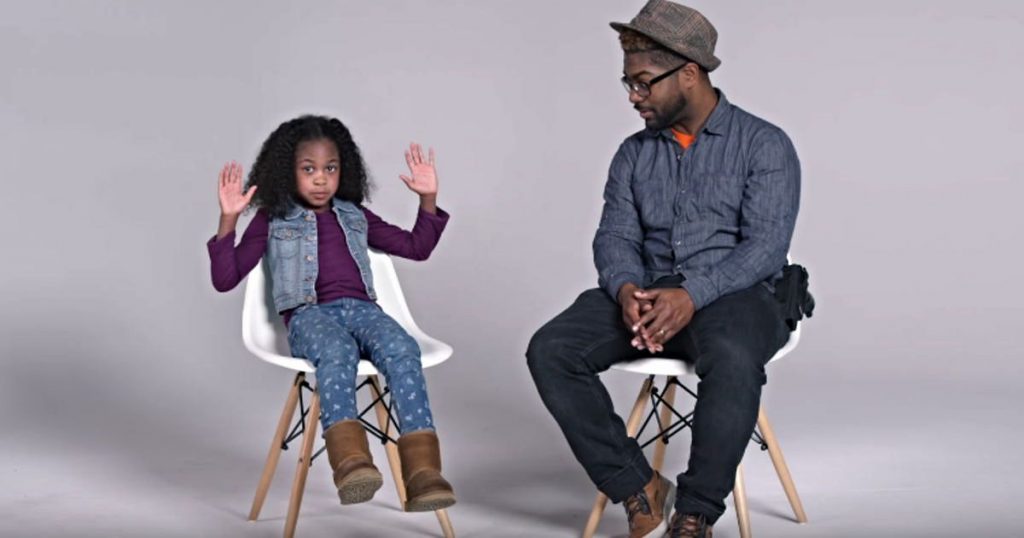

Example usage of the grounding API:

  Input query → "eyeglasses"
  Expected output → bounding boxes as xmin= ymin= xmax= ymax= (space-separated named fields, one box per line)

xmin=620 ymin=61 xmax=690 ymax=99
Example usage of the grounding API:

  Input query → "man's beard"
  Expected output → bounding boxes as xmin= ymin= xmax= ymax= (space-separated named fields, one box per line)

xmin=641 ymin=92 xmax=689 ymax=130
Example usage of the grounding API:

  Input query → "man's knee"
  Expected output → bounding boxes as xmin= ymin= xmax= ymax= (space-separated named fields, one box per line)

xmin=526 ymin=325 xmax=555 ymax=372
xmin=527 ymin=290 xmax=617 ymax=378
xmin=526 ymin=324 xmax=575 ymax=378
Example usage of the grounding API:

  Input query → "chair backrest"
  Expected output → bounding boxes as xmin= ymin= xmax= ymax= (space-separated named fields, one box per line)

xmin=768 ymin=252 xmax=801 ymax=362
xmin=241 ymin=250 xmax=430 ymax=372
xmin=771 ymin=318 xmax=800 ymax=363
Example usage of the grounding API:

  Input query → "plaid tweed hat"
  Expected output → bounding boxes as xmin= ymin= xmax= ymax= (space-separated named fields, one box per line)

xmin=610 ymin=0 xmax=721 ymax=72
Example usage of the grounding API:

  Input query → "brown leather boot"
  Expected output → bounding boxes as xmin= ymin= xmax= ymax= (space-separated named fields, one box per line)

xmin=323 ymin=420 xmax=383 ymax=505
xmin=397 ymin=430 xmax=456 ymax=512
xmin=665 ymin=512 xmax=713 ymax=537
xmin=624 ymin=471 xmax=676 ymax=538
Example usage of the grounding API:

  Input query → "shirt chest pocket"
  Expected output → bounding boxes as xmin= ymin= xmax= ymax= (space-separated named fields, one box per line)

xmin=341 ymin=216 xmax=369 ymax=249
xmin=689 ymin=171 xmax=746 ymax=221
xmin=270 ymin=226 xmax=303 ymax=259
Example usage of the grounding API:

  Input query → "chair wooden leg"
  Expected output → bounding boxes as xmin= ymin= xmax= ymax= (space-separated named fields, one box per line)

xmin=283 ymin=390 xmax=320 ymax=538
xmin=369 ymin=375 xmax=408 ymax=506
xmin=732 ymin=464 xmax=752 ymax=538
xmin=651 ymin=377 xmax=677 ymax=473
xmin=582 ymin=376 xmax=654 ymax=538
xmin=371 ymin=376 xmax=455 ymax=537
xmin=249 ymin=373 xmax=304 ymax=521
xmin=757 ymin=407 xmax=808 ymax=523
xmin=435 ymin=508 xmax=456 ymax=538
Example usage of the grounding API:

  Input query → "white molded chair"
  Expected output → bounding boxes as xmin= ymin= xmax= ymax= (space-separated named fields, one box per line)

xmin=242 ymin=250 xmax=455 ymax=538
xmin=583 ymin=315 xmax=808 ymax=538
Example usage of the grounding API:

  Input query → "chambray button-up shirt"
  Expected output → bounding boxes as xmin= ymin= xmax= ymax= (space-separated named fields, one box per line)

xmin=593 ymin=90 xmax=800 ymax=310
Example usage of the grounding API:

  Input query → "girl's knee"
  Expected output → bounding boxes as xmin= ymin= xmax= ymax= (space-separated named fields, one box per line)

xmin=387 ymin=354 xmax=425 ymax=378
xmin=386 ymin=331 xmax=421 ymax=358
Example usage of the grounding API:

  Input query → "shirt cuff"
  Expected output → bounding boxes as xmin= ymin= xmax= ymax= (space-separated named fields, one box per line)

xmin=418 ymin=206 xmax=450 ymax=224
xmin=207 ymin=231 xmax=236 ymax=253
xmin=605 ymin=272 xmax=643 ymax=304
xmin=681 ymin=274 xmax=718 ymax=311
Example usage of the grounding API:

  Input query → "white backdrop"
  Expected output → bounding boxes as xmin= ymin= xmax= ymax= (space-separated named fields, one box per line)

xmin=2 ymin=1 xmax=1022 ymax=536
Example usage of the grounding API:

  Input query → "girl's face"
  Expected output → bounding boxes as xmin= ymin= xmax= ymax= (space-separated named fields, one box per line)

xmin=294 ymin=138 xmax=341 ymax=212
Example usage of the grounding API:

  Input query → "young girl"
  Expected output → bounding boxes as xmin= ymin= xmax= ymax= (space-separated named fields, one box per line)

xmin=207 ymin=115 xmax=455 ymax=511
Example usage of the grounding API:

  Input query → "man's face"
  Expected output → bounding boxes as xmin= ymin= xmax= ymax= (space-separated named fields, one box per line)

xmin=623 ymin=52 xmax=689 ymax=130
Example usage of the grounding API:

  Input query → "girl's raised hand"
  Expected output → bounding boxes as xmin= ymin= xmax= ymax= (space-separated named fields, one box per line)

xmin=218 ymin=161 xmax=257 ymax=216
xmin=400 ymin=143 xmax=438 ymax=196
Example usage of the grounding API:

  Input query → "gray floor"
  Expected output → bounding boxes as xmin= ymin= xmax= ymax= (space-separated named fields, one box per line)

xmin=3 ymin=360 xmax=1022 ymax=537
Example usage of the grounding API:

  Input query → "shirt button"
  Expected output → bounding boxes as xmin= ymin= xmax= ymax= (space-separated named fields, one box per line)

xmin=306 ymin=235 xmax=315 ymax=241
xmin=306 ymin=255 xmax=315 ymax=262
xmin=305 ymin=295 xmax=315 ymax=303
xmin=305 ymin=214 xmax=314 ymax=221
xmin=674 ymin=241 xmax=681 ymax=246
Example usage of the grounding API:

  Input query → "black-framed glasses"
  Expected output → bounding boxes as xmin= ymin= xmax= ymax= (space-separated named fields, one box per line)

xmin=620 ymin=61 xmax=690 ymax=99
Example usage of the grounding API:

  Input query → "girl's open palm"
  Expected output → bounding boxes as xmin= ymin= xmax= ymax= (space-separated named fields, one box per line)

xmin=218 ymin=161 xmax=256 ymax=216
xmin=400 ymin=143 xmax=438 ymax=196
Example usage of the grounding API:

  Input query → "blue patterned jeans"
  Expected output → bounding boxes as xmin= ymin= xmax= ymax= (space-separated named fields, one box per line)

xmin=287 ymin=298 xmax=434 ymax=434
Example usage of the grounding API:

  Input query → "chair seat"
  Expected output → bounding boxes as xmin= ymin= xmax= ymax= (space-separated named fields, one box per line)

xmin=610 ymin=357 xmax=693 ymax=376
xmin=609 ymin=323 xmax=801 ymax=376
xmin=248 ymin=334 xmax=453 ymax=375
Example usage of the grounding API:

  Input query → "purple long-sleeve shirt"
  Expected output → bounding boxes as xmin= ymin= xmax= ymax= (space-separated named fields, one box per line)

xmin=208 ymin=206 xmax=449 ymax=322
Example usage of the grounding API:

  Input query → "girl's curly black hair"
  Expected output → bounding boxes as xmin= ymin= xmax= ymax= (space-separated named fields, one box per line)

xmin=247 ymin=115 xmax=372 ymax=219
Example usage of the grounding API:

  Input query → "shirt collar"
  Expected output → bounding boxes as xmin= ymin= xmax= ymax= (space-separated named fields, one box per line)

xmin=282 ymin=197 xmax=350 ymax=220
xmin=282 ymin=202 xmax=306 ymax=221
xmin=702 ymin=88 xmax=731 ymax=136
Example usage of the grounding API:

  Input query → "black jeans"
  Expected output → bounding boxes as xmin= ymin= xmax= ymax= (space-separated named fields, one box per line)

xmin=526 ymin=282 xmax=789 ymax=524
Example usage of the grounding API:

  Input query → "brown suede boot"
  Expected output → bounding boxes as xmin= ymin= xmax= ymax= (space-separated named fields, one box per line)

xmin=397 ymin=430 xmax=456 ymax=512
xmin=323 ymin=420 xmax=383 ymax=505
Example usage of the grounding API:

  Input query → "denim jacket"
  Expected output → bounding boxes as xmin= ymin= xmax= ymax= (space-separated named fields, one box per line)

xmin=266 ymin=198 xmax=376 ymax=313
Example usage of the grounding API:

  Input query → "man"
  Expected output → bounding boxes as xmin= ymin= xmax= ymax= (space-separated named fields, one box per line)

xmin=526 ymin=1 xmax=801 ymax=536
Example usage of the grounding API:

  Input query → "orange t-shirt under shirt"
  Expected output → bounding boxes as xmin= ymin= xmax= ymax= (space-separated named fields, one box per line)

xmin=672 ymin=129 xmax=696 ymax=149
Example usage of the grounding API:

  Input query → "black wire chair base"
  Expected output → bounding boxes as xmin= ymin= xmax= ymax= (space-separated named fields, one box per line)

xmin=634 ymin=375 xmax=768 ymax=452
xmin=281 ymin=375 xmax=402 ymax=466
